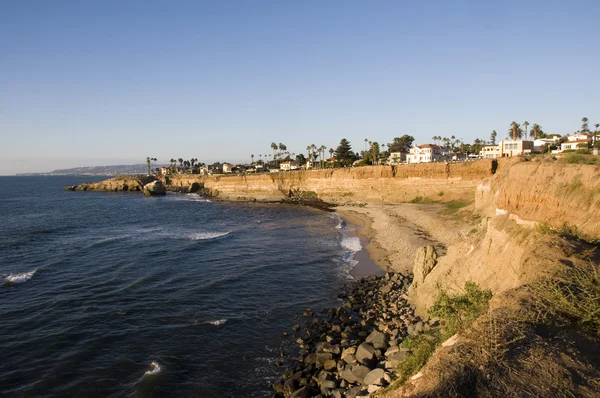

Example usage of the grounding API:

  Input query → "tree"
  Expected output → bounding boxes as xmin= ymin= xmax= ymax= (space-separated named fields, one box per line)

xmin=296 ymin=153 xmax=307 ymax=165
xmin=370 ymin=142 xmax=380 ymax=165
xmin=530 ymin=124 xmax=544 ymax=139
xmin=364 ymin=138 xmax=368 ymax=153
xmin=490 ymin=130 xmax=497 ymax=145
xmin=334 ymin=138 xmax=354 ymax=167
xmin=251 ymin=154 xmax=254 ymax=164
xmin=523 ymin=121 xmax=529 ymax=137
xmin=508 ymin=121 xmax=523 ymax=140
xmin=319 ymin=145 xmax=326 ymax=169
xmin=582 ymin=117 xmax=589 ymax=133
xmin=271 ymin=142 xmax=278 ymax=162
xmin=146 ymin=157 xmax=151 ymax=175
xmin=387 ymin=135 xmax=415 ymax=154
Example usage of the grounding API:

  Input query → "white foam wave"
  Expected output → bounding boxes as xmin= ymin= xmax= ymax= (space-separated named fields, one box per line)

xmin=144 ymin=361 xmax=162 ymax=376
xmin=341 ymin=236 xmax=362 ymax=253
xmin=189 ymin=231 xmax=231 ymax=241
xmin=204 ymin=319 xmax=227 ymax=326
xmin=5 ymin=270 xmax=36 ymax=284
xmin=171 ymin=194 xmax=211 ymax=202
xmin=330 ymin=213 xmax=345 ymax=229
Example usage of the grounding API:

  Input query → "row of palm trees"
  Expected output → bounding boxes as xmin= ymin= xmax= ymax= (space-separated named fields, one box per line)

xmin=251 ymin=143 xmax=336 ymax=169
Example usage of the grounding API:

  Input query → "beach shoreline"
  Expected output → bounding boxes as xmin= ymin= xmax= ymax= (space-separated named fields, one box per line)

xmin=335 ymin=203 xmax=465 ymax=276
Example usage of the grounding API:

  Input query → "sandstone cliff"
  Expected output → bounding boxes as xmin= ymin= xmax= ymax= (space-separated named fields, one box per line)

xmin=166 ymin=160 xmax=497 ymax=204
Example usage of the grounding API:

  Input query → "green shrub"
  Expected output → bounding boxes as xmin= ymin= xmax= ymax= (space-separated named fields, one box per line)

xmin=396 ymin=331 xmax=442 ymax=382
xmin=560 ymin=153 xmax=600 ymax=165
xmin=430 ymin=281 xmax=493 ymax=337
xmin=530 ymin=263 xmax=600 ymax=336
xmin=535 ymin=222 xmax=598 ymax=244
xmin=395 ymin=282 xmax=492 ymax=382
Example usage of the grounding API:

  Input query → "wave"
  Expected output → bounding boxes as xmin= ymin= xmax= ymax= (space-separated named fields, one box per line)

xmin=189 ymin=231 xmax=231 ymax=241
xmin=204 ymin=319 xmax=227 ymax=326
xmin=330 ymin=213 xmax=345 ymax=229
xmin=340 ymin=236 xmax=362 ymax=253
xmin=5 ymin=270 xmax=37 ymax=284
xmin=144 ymin=361 xmax=162 ymax=376
xmin=170 ymin=194 xmax=211 ymax=202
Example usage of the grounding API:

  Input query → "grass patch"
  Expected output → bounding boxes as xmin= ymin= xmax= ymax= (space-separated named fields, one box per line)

xmin=396 ymin=331 xmax=442 ymax=383
xmin=559 ymin=153 xmax=600 ymax=165
xmin=529 ymin=262 xmax=600 ymax=336
xmin=430 ymin=281 xmax=493 ymax=336
xmin=535 ymin=222 xmax=598 ymax=244
xmin=409 ymin=196 xmax=439 ymax=204
xmin=394 ymin=282 xmax=492 ymax=383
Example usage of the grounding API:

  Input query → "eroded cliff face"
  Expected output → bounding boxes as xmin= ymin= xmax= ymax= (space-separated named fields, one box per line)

xmin=167 ymin=161 xmax=497 ymax=204
xmin=408 ymin=159 xmax=600 ymax=315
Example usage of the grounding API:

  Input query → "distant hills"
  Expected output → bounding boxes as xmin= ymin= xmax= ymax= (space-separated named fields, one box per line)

xmin=16 ymin=164 xmax=161 ymax=176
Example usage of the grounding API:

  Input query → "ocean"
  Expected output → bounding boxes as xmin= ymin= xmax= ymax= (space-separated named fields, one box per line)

xmin=0 ymin=176 xmax=364 ymax=397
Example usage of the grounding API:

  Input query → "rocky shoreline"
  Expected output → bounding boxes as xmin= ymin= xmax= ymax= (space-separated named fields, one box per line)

xmin=272 ymin=272 xmax=437 ymax=398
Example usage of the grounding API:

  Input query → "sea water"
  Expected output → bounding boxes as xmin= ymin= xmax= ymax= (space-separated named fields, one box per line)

xmin=0 ymin=176 xmax=363 ymax=397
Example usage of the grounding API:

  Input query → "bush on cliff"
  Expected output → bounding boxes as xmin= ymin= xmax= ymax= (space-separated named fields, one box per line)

xmin=394 ymin=282 xmax=492 ymax=383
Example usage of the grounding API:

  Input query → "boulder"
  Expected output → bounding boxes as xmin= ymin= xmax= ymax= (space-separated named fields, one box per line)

xmin=355 ymin=342 xmax=376 ymax=363
xmin=412 ymin=245 xmax=437 ymax=285
xmin=142 ymin=180 xmax=166 ymax=196
xmin=351 ymin=364 xmax=371 ymax=384
xmin=365 ymin=330 xmax=388 ymax=350
xmin=363 ymin=368 xmax=386 ymax=386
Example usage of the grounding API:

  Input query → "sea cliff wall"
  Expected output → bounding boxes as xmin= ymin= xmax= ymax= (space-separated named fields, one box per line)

xmin=166 ymin=160 xmax=498 ymax=204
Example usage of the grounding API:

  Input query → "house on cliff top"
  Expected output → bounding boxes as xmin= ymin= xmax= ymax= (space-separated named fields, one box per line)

xmin=407 ymin=144 xmax=450 ymax=164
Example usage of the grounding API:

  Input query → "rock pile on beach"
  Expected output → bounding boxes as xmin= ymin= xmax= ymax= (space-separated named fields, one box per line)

xmin=273 ymin=272 xmax=435 ymax=398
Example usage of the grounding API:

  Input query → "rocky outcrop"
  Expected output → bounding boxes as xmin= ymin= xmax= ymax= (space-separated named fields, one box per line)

xmin=143 ymin=180 xmax=166 ymax=196
xmin=411 ymin=246 xmax=437 ymax=287
xmin=64 ymin=175 xmax=156 ymax=193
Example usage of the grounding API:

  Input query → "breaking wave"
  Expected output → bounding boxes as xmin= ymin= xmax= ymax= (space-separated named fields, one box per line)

xmin=144 ymin=361 xmax=162 ymax=376
xmin=340 ymin=236 xmax=362 ymax=253
xmin=5 ymin=270 xmax=37 ymax=284
xmin=204 ymin=319 xmax=227 ymax=326
xmin=189 ymin=231 xmax=231 ymax=241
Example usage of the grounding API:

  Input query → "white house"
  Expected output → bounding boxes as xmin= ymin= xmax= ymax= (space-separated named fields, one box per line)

xmin=222 ymin=163 xmax=233 ymax=173
xmin=561 ymin=139 xmax=590 ymax=151
xmin=479 ymin=140 xmax=534 ymax=158
xmin=280 ymin=160 xmax=299 ymax=171
xmin=387 ymin=152 xmax=406 ymax=164
xmin=407 ymin=144 xmax=448 ymax=164
xmin=480 ymin=144 xmax=501 ymax=159
xmin=533 ymin=137 xmax=559 ymax=153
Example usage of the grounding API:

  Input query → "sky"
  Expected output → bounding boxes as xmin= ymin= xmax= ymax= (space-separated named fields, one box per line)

xmin=1 ymin=0 xmax=599 ymax=174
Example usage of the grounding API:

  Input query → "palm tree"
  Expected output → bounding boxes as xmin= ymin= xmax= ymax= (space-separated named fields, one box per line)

xmin=364 ymin=138 xmax=368 ymax=153
xmin=319 ymin=145 xmax=326 ymax=168
xmin=530 ymin=124 xmax=544 ymax=139
xmin=311 ymin=144 xmax=317 ymax=168
xmin=271 ymin=142 xmax=277 ymax=162
xmin=523 ymin=121 xmax=529 ymax=137
xmin=490 ymin=130 xmax=497 ymax=145
xmin=251 ymin=154 xmax=254 ymax=164
xmin=581 ymin=117 xmax=589 ymax=133
xmin=146 ymin=157 xmax=151 ymax=175
xmin=508 ymin=121 xmax=523 ymax=140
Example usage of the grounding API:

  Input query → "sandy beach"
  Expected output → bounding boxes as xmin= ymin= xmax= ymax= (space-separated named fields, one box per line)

xmin=336 ymin=203 xmax=467 ymax=275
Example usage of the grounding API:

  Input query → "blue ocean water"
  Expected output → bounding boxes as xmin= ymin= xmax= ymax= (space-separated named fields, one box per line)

xmin=0 ymin=176 xmax=362 ymax=397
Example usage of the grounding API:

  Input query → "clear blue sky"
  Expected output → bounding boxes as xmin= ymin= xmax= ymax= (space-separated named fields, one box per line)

xmin=1 ymin=0 xmax=599 ymax=174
